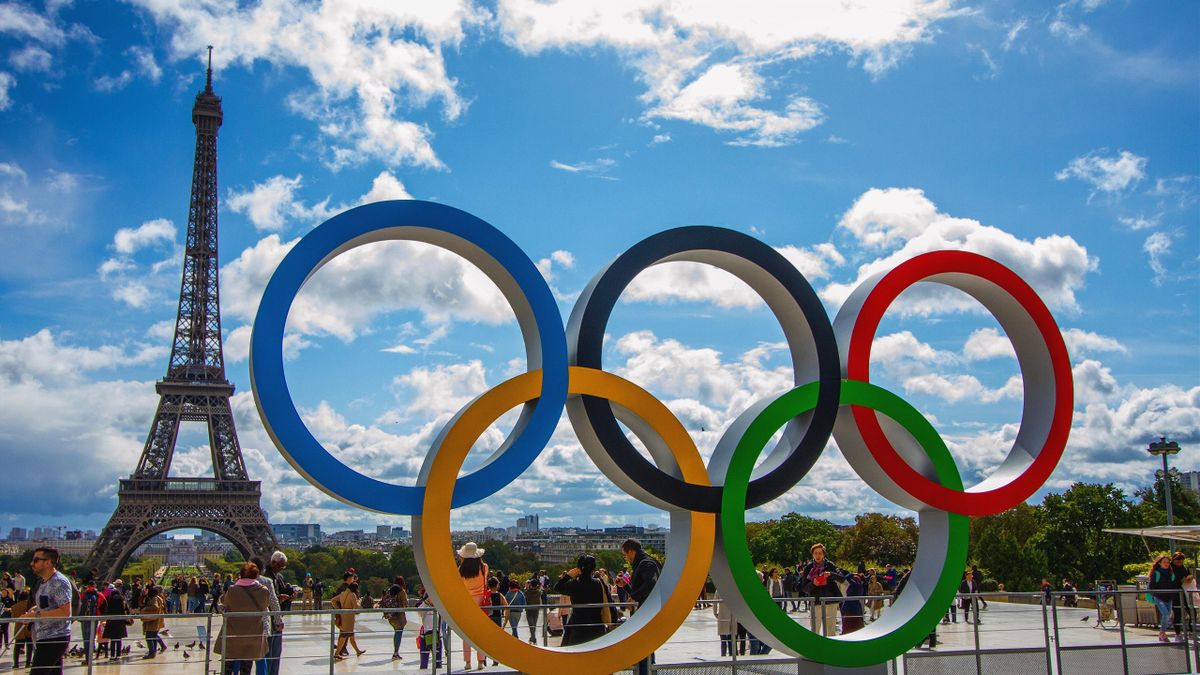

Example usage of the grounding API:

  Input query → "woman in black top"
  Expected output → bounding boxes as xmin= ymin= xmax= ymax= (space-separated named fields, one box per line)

xmin=554 ymin=554 xmax=609 ymax=646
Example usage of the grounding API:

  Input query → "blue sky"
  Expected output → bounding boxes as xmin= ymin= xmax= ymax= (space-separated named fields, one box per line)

xmin=0 ymin=0 xmax=1197 ymax=535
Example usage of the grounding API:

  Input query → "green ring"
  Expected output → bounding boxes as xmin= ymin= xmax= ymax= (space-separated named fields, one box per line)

xmin=717 ymin=379 xmax=968 ymax=666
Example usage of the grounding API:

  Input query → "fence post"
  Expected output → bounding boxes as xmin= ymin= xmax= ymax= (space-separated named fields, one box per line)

xmin=1040 ymin=593 xmax=1052 ymax=675
xmin=1051 ymin=592 xmax=1063 ymax=675
xmin=203 ymin=610 xmax=213 ymax=675
xmin=1115 ymin=588 xmax=1129 ymax=675
xmin=327 ymin=608 xmax=336 ymax=675
xmin=1182 ymin=589 xmax=1192 ymax=673
xmin=85 ymin=616 xmax=94 ymax=675
xmin=220 ymin=610 xmax=228 ymax=675
xmin=971 ymin=595 xmax=982 ymax=675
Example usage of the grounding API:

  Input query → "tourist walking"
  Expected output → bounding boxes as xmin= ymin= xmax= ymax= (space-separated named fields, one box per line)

xmin=1150 ymin=554 xmax=1180 ymax=642
xmin=20 ymin=547 xmax=73 ymax=673
xmin=10 ymin=590 xmax=32 ymax=668
xmin=139 ymin=586 xmax=167 ymax=658
xmin=331 ymin=582 xmax=366 ymax=660
xmin=456 ymin=542 xmax=491 ymax=671
xmin=522 ymin=578 xmax=542 ymax=644
xmin=0 ymin=585 xmax=12 ymax=650
xmin=80 ymin=581 xmax=103 ymax=663
xmin=960 ymin=570 xmax=982 ymax=625
xmin=1171 ymin=552 xmax=1190 ymax=640
xmin=217 ymin=562 xmax=270 ymax=675
xmin=261 ymin=551 xmax=290 ymax=675
xmin=867 ymin=571 xmax=885 ymax=621
xmin=504 ymin=580 xmax=525 ymax=638
xmin=416 ymin=591 xmax=445 ymax=670
xmin=100 ymin=582 xmax=129 ymax=663
xmin=379 ymin=579 xmax=409 ymax=661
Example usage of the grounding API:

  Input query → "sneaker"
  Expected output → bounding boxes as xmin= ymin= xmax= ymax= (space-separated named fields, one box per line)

xmin=1176 ymin=634 xmax=1186 ymax=643
xmin=392 ymin=654 xmax=402 ymax=660
xmin=477 ymin=662 xmax=485 ymax=670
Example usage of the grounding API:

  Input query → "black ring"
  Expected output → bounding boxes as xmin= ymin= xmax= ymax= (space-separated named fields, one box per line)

xmin=566 ymin=226 xmax=841 ymax=512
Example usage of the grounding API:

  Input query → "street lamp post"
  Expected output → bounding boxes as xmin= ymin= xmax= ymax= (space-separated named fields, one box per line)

xmin=1148 ymin=437 xmax=1182 ymax=554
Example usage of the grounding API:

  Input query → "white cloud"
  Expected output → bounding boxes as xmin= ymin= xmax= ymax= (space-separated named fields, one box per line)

xmin=496 ymin=0 xmax=960 ymax=145
xmin=963 ymin=328 xmax=1014 ymax=361
xmin=0 ymin=3 xmax=68 ymax=44
xmin=624 ymin=244 xmax=843 ymax=309
xmin=9 ymin=45 xmax=50 ymax=72
xmin=113 ymin=218 xmax=175 ymax=254
xmin=1143 ymin=231 xmax=1172 ymax=286
xmin=649 ymin=132 xmax=671 ymax=145
xmin=226 ymin=175 xmax=305 ymax=231
xmin=390 ymin=360 xmax=489 ymax=419
xmin=0 ymin=330 xmax=163 ymax=384
xmin=550 ymin=158 xmax=616 ymax=178
xmin=94 ymin=46 xmax=162 ymax=92
xmin=221 ymin=233 xmax=511 ymax=343
xmin=838 ymin=187 xmax=940 ymax=249
xmin=132 ymin=0 xmax=488 ymax=169
xmin=0 ymin=71 xmax=13 ymax=110
xmin=823 ymin=187 xmax=1095 ymax=314
xmin=1062 ymin=328 xmax=1127 ymax=356
xmin=0 ymin=161 xmax=26 ymax=181
xmin=227 ymin=170 xmax=413 ymax=231
xmin=113 ymin=281 xmax=152 ymax=308
xmin=1056 ymin=149 xmax=1147 ymax=195
xmin=644 ymin=62 xmax=824 ymax=147
xmin=1119 ymin=214 xmax=1160 ymax=231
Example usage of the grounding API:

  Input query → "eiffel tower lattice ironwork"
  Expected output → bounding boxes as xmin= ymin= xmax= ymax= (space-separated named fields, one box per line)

xmin=86 ymin=50 xmax=277 ymax=582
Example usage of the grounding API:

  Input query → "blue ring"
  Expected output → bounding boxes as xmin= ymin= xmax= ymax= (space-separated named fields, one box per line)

xmin=249 ymin=200 xmax=567 ymax=514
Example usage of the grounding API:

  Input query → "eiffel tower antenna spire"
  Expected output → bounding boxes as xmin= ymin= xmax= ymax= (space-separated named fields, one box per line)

xmin=85 ymin=53 xmax=276 ymax=583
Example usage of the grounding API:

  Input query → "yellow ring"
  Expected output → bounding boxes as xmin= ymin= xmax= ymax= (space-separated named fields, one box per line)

xmin=414 ymin=366 xmax=716 ymax=674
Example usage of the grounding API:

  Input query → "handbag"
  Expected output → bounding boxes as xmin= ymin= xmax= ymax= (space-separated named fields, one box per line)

xmin=598 ymin=581 xmax=614 ymax=628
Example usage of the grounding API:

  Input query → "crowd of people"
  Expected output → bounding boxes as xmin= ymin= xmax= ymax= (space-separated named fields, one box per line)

xmin=7 ymin=542 xmax=1200 ymax=672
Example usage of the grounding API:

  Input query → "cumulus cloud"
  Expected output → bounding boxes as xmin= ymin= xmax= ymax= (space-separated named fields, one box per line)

xmin=10 ymin=44 xmax=51 ymax=72
xmin=1056 ymin=149 xmax=1147 ymax=195
xmin=227 ymin=170 xmax=413 ymax=231
xmin=623 ymin=243 xmax=844 ymax=309
xmin=131 ymin=0 xmax=487 ymax=169
xmin=823 ymin=187 xmax=1096 ymax=314
xmin=113 ymin=218 xmax=176 ymax=255
xmin=221 ymin=234 xmax=511 ymax=343
xmin=496 ymin=0 xmax=960 ymax=146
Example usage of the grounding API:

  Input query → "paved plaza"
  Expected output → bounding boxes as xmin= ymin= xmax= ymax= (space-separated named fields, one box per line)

xmin=0 ymin=600 xmax=1188 ymax=674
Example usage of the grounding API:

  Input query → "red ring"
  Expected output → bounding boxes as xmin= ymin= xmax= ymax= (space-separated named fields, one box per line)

xmin=846 ymin=250 xmax=1073 ymax=516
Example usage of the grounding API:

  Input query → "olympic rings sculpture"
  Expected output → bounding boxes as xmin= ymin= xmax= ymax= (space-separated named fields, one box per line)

xmin=250 ymin=200 xmax=1073 ymax=673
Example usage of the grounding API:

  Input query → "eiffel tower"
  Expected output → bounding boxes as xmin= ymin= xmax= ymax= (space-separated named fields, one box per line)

xmin=86 ymin=49 xmax=277 ymax=582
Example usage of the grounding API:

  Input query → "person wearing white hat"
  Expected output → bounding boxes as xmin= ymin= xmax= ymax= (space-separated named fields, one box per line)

xmin=456 ymin=543 xmax=491 ymax=670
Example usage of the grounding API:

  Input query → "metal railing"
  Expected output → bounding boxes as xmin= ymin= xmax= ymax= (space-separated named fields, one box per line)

xmin=2 ymin=589 xmax=1195 ymax=673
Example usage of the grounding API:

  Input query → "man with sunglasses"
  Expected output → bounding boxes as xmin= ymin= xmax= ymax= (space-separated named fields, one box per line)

xmin=20 ymin=547 xmax=73 ymax=673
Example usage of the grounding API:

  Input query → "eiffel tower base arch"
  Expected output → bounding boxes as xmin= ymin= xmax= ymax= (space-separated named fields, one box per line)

xmin=84 ymin=479 xmax=276 ymax=583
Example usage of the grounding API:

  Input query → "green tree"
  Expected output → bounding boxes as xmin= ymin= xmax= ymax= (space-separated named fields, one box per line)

xmin=389 ymin=544 xmax=418 ymax=581
xmin=836 ymin=513 xmax=919 ymax=567
xmin=746 ymin=513 xmax=841 ymax=566
xmin=1038 ymin=483 xmax=1146 ymax=588
xmin=595 ymin=550 xmax=626 ymax=575
xmin=480 ymin=540 xmax=519 ymax=573
xmin=1135 ymin=467 xmax=1200 ymax=527
xmin=971 ymin=502 xmax=1046 ymax=591
xmin=305 ymin=551 xmax=339 ymax=581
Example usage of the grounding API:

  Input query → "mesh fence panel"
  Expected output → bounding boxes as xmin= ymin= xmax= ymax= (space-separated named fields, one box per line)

xmin=979 ymin=649 xmax=1049 ymax=674
xmin=1125 ymin=643 xmax=1189 ymax=675
xmin=904 ymin=651 xmax=979 ymax=675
